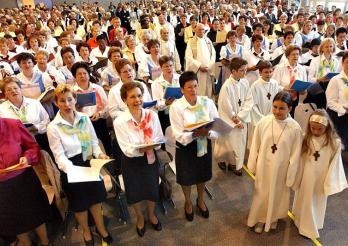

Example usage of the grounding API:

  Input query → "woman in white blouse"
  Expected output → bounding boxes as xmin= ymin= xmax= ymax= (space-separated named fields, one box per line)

xmin=71 ymin=61 xmax=112 ymax=156
xmin=326 ymin=52 xmax=348 ymax=149
xmin=47 ymin=84 xmax=112 ymax=245
xmin=122 ymin=35 xmax=138 ymax=72
xmin=307 ymin=38 xmax=340 ymax=108
xmin=100 ymin=47 xmax=122 ymax=92
xmin=272 ymin=45 xmax=307 ymax=115
xmin=151 ymin=55 xmax=180 ymax=132
xmin=76 ymin=42 xmax=98 ymax=67
xmin=35 ymin=50 xmax=66 ymax=85
xmin=0 ymin=76 xmax=51 ymax=155
xmin=169 ymin=71 xmax=219 ymax=222
xmin=219 ymin=30 xmax=244 ymax=84
xmin=113 ymin=82 xmax=164 ymax=237
xmin=138 ymin=39 xmax=162 ymax=83
xmin=108 ymin=58 xmax=152 ymax=120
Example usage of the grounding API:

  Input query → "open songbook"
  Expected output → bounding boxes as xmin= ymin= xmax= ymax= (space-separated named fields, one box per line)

xmin=0 ymin=163 xmax=31 ymax=174
xmin=67 ymin=159 xmax=113 ymax=183
xmin=164 ymin=87 xmax=183 ymax=99
xmin=184 ymin=118 xmax=233 ymax=134
xmin=133 ymin=140 xmax=166 ymax=149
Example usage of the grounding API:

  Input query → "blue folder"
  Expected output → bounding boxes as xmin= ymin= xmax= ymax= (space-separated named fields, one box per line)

xmin=290 ymin=80 xmax=314 ymax=92
xmin=76 ymin=92 xmax=97 ymax=107
xmin=164 ymin=87 xmax=183 ymax=99
xmin=324 ymin=73 xmax=339 ymax=80
xmin=143 ymin=100 xmax=157 ymax=108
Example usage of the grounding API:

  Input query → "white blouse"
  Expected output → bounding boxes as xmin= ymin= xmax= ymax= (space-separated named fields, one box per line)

xmin=272 ymin=61 xmax=307 ymax=88
xmin=308 ymin=55 xmax=340 ymax=83
xmin=16 ymin=70 xmax=53 ymax=99
xmin=47 ymin=111 xmax=103 ymax=173
xmin=151 ymin=73 xmax=180 ymax=110
xmin=326 ymin=71 xmax=348 ymax=116
xmin=73 ymin=82 xmax=109 ymax=118
xmin=0 ymin=96 xmax=50 ymax=134
xmin=59 ymin=66 xmax=75 ymax=84
xmin=90 ymin=46 xmax=110 ymax=60
xmin=138 ymin=55 xmax=162 ymax=82
xmin=100 ymin=63 xmax=120 ymax=87
xmin=219 ymin=43 xmax=244 ymax=60
xmin=113 ymin=108 xmax=164 ymax=158
xmin=108 ymin=80 xmax=152 ymax=120
xmin=169 ymin=96 xmax=219 ymax=146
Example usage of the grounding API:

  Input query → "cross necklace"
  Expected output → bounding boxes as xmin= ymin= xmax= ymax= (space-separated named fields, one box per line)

xmin=310 ymin=138 xmax=325 ymax=161
xmin=262 ymin=81 xmax=272 ymax=100
xmin=271 ymin=119 xmax=288 ymax=154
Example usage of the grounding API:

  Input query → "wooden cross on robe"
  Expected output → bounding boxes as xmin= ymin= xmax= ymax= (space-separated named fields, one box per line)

xmin=313 ymin=151 xmax=320 ymax=161
xmin=267 ymin=93 xmax=271 ymax=100
xmin=271 ymin=144 xmax=277 ymax=154
xmin=238 ymin=99 xmax=242 ymax=107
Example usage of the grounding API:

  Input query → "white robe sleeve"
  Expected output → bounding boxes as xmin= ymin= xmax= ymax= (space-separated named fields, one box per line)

xmin=237 ymin=85 xmax=253 ymax=123
xmin=286 ymin=126 xmax=303 ymax=187
xmin=324 ymin=143 xmax=348 ymax=195
xmin=185 ymin=39 xmax=201 ymax=73
xmin=247 ymin=119 xmax=262 ymax=174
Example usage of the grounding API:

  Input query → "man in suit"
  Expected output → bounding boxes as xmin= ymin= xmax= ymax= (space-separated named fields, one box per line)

xmin=265 ymin=5 xmax=278 ymax=24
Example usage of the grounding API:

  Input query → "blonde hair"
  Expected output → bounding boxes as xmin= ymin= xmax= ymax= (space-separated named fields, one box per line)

xmin=319 ymin=37 xmax=336 ymax=54
xmin=0 ymin=76 xmax=21 ymax=92
xmin=54 ymin=84 xmax=76 ymax=102
xmin=302 ymin=109 xmax=341 ymax=155
xmin=35 ymin=49 xmax=49 ymax=58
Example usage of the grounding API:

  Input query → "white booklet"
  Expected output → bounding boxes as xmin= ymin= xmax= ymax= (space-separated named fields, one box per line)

xmin=133 ymin=140 xmax=166 ymax=149
xmin=67 ymin=159 xmax=113 ymax=183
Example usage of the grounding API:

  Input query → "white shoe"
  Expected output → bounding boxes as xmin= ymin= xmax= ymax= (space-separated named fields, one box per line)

xmin=254 ymin=223 xmax=264 ymax=233
xmin=271 ymin=221 xmax=278 ymax=230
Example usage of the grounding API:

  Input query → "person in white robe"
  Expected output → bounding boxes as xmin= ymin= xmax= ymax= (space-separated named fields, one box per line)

xmin=214 ymin=57 xmax=253 ymax=175
xmin=247 ymin=91 xmax=302 ymax=233
xmin=250 ymin=61 xmax=282 ymax=126
xmin=244 ymin=34 xmax=270 ymax=86
xmin=292 ymin=111 xmax=348 ymax=239
xmin=185 ymin=23 xmax=216 ymax=98
xmin=159 ymin=27 xmax=181 ymax=72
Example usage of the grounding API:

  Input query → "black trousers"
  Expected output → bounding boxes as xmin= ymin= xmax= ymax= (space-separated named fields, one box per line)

xmin=92 ymin=118 xmax=112 ymax=156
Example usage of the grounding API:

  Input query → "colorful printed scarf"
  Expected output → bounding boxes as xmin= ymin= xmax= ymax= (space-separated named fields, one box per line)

xmin=187 ymin=97 xmax=210 ymax=157
xmin=318 ymin=57 xmax=335 ymax=78
xmin=132 ymin=111 xmax=156 ymax=164
xmin=59 ymin=115 xmax=92 ymax=161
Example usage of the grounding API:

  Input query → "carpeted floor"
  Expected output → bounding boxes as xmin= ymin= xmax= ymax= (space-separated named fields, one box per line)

xmin=51 ymin=152 xmax=348 ymax=246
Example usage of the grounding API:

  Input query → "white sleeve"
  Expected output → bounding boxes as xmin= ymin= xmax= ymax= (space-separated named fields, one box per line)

xmin=220 ymin=45 xmax=227 ymax=60
xmin=326 ymin=77 xmax=346 ymax=116
xmin=35 ymin=102 xmax=50 ymax=134
xmin=308 ymin=58 xmax=318 ymax=82
xmin=138 ymin=59 xmax=150 ymax=80
xmin=237 ymin=84 xmax=253 ymax=123
xmin=47 ymin=124 xmax=73 ymax=173
xmin=87 ymin=116 xmax=103 ymax=158
xmin=169 ymin=103 xmax=195 ymax=145
xmin=108 ymin=87 xmax=124 ymax=120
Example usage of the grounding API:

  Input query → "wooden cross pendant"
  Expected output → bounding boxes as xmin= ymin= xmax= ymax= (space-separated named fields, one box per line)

xmin=271 ymin=144 xmax=277 ymax=154
xmin=267 ymin=93 xmax=271 ymax=100
xmin=313 ymin=151 xmax=320 ymax=161
xmin=238 ymin=99 xmax=242 ymax=107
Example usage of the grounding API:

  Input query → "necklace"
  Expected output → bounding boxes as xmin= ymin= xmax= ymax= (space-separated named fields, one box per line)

xmin=310 ymin=137 xmax=325 ymax=161
xmin=262 ymin=80 xmax=272 ymax=100
xmin=271 ymin=119 xmax=288 ymax=154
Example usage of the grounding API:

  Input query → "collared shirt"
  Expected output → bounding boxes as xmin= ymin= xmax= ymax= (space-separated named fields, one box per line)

xmin=101 ymin=62 xmax=120 ymax=87
xmin=169 ymin=95 xmax=219 ymax=146
xmin=272 ymin=61 xmax=307 ymax=88
xmin=151 ymin=73 xmax=180 ymax=110
xmin=16 ymin=70 xmax=53 ymax=99
xmin=108 ymin=80 xmax=152 ymax=120
xmin=326 ymin=71 xmax=348 ymax=116
xmin=308 ymin=55 xmax=340 ymax=83
xmin=0 ymin=96 xmax=50 ymax=134
xmin=219 ymin=43 xmax=243 ymax=60
xmin=90 ymin=46 xmax=110 ymax=60
xmin=113 ymin=108 xmax=164 ymax=158
xmin=73 ymin=82 xmax=108 ymax=118
xmin=138 ymin=55 xmax=162 ymax=81
xmin=47 ymin=111 xmax=103 ymax=173
xmin=59 ymin=66 xmax=75 ymax=84
xmin=34 ymin=64 xmax=66 ymax=85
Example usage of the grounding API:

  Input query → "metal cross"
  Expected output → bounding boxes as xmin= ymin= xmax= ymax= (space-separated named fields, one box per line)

xmin=238 ymin=99 xmax=242 ymax=107
xmin=267 ymin=93 xmax=271 ymax=100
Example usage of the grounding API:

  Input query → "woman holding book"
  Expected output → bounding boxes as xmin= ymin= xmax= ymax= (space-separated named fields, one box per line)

xmin=71 ymin=61 xmax=112 ymax=156
xmin=113 ymin=82 xmax=164 ymax=237
xmin=0 ymin=76 xmax=52 ymax=156
xmin=47 ymin=84 xmax=112 ymax=245
xmin=169 ymin=71 xmax=219 ymax=222
xmin=138 ymin=39 xmax=162 ymax=83
xmin=307 ymin=38 xmax=340 ymax=108
xmin=100 ymin=47 xmax=122 ymax=92
xmin=0 ymin=117 xmax=51 ymax=246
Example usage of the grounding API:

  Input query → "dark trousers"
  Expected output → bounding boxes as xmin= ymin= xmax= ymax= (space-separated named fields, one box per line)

xmin=92 ymin=118 xmax=112 ymax=156
xmin=327 ymin=108 xmax=348 ymax=149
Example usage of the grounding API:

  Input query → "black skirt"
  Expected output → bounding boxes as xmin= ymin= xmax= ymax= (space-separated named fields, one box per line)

xmin=121 ymin=153 xmax=159 ymax=205
xmin=175 ymin=139 xmax=212 ymax=186
xmin=60 ymin=154 xmax=106 ymax=212
xmin=327 ymin=108 xmax=348 ymax=149
xmin=0 ymin=168 xmax=50 ymax=237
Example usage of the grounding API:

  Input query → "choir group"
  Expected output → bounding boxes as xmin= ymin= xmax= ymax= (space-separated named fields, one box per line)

xmin=1 ymin=1 xmax=348 ymax=245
